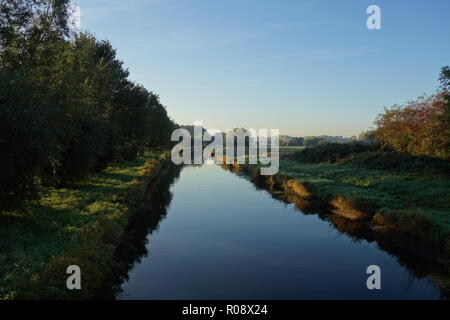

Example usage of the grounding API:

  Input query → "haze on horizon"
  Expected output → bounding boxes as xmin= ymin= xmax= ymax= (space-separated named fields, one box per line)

xmin=76 ymin=0 xmax=450 ymax=137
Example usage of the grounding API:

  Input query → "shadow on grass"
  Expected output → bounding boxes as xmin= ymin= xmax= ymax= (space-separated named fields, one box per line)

xmin=0 ymin=152 xmax=163 ymax=299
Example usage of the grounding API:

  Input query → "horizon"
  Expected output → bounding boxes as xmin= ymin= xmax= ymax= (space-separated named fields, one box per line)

xmin=75 ymin=0 xmax=450 ymax=137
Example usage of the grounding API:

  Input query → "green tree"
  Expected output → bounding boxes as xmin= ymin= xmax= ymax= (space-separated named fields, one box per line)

xmin=1 ymin=1 xmax=177 ymax=199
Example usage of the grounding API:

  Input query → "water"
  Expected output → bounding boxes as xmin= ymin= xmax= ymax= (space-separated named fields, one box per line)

xmin=118 ymin=165 xmax=444 ymax=299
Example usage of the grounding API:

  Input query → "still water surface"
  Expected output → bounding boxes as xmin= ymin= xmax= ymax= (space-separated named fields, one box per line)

xmin=119 ymin=165 xmax=442 ymax=299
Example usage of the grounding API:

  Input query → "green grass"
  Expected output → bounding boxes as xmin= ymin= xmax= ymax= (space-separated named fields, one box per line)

xmin=276 ymin=158 xmax=450 ymax=254
xmin=227 ymin=151 xmax=450 ymax=256
xmin=281 ymin=159 xmax=450 ymax=209
xmin=279 ymin=146 xmax=305 ymax=156
xmin=0 ymin=152 xmax=168 ymax=299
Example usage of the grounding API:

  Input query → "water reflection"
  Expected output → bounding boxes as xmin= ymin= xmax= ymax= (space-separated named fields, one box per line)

xmin=98 ymin=164 xmax=182 ymax=299
xmin=108 ymin=164 xmax=448 ymax=299
xmin=235 ymin=168 xmax=450 ymax=299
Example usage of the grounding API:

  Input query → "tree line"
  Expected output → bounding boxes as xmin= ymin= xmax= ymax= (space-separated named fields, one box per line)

xmin=279 ymin=135 xmax=357 ymax=147
xmin=0 ymin=0 xmax=176 ymax=202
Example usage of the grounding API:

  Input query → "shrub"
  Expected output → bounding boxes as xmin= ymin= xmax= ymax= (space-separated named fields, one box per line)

xmin=374 ymin=92 xmax=450 ymax=160
xmin=290 ymin=143 xmax=372 ymax=163
xmin=347 ymin=151 xmax=450 ymax=175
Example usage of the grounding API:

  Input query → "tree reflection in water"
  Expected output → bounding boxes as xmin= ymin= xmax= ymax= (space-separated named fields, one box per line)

xmin=100 ymin=164 xmax=449 ymax=299
xmin=235 ymin=168 xmax=450 ymax=299
xmin=98 ymin=164 xmax=182 ymax=299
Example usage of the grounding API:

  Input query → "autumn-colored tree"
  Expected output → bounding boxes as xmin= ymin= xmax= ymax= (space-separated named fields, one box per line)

xmin=375 ymin=91 xmax=450 ymax=160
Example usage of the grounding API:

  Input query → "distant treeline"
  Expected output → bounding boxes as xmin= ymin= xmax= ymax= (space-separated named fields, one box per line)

xmin=0 ymin=1 xmax=176 ymax=201
xmin=279 ymin=135 xmax=358 ymax=147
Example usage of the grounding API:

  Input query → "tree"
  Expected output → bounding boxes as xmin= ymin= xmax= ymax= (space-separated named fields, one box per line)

xmin=439 ymin=66 xmax=450 ymax=123
xmin=439 ymin=66 xmax=450 ymax=91
xmin=0 ymin=1 xmax=176 ymax=199
xmin=374 ymin=92 xmax=449 ymax=160
xmin=0 ymin=0 xmax=71 ymax=197
xmin=358 ymin=130 xmax=377 ymax=145
xmin=304 ymin=137 xmax=325 ymax=147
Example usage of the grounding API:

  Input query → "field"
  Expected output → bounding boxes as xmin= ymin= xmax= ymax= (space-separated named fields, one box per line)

xmin=279 ymin=146 xmax=305 ymax=156
xmin=276 ymin=157 xmax=450 ymax=256
xmin=0 ymin=152 xmax=168 ymax=299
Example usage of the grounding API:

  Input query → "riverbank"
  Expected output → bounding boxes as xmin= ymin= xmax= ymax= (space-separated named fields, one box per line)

xmin=225 ymin=158 xmax=450 ymax=261
xmin=117 ymin=163 xmax=448 ymax=299
xmin=0 ymin=151 xmax=171 ymax=299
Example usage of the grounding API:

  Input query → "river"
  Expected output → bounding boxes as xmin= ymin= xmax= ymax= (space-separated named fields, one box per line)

xmin=116 ymin=164 xmax=445 ymax=299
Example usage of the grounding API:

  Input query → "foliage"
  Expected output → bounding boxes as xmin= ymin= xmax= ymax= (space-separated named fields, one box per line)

xmin=290 ymin=142 xmax=372 ymax=163
xmin=303 ymin=136 xmax=325 ymax=147
xmin=374 ymin=92 xmax=450 ymax=160
xmin=439 ymin=66 xmax=450 ymax=91
xmin=0 ymin=152 xmax=169 ymax=299
xmin=347 ymin=151 xmax=450 ymax=175
xmin=0 ymin=1 xmax=175 ymax=201
xmin=358 ymin=130 xmax=377 ymax=145
xmin=280 ymin=136 xmax=304 ymax=146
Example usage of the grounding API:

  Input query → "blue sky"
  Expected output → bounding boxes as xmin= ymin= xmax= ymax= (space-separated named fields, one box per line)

xmin=76 ymin=0 xmax=450 ymax=137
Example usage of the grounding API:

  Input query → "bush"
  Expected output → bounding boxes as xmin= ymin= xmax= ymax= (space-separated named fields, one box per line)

xmin=290 ymin=143 xmax=372 ymax=163
xmin=374 ymin=92 xmax=450 ymax=160
xmin=347 ymin=151 xmax=450 ymax=175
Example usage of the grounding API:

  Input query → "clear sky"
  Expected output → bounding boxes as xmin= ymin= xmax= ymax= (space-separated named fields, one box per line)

xmin=75 ymin=0 xmax=450 ymax=137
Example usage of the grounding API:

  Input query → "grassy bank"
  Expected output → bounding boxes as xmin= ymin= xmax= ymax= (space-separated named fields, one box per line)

xmin=0 ymin=151 xmax=170 ymax=299
xmin=227 ymin=154 xmax=450 ymax=259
